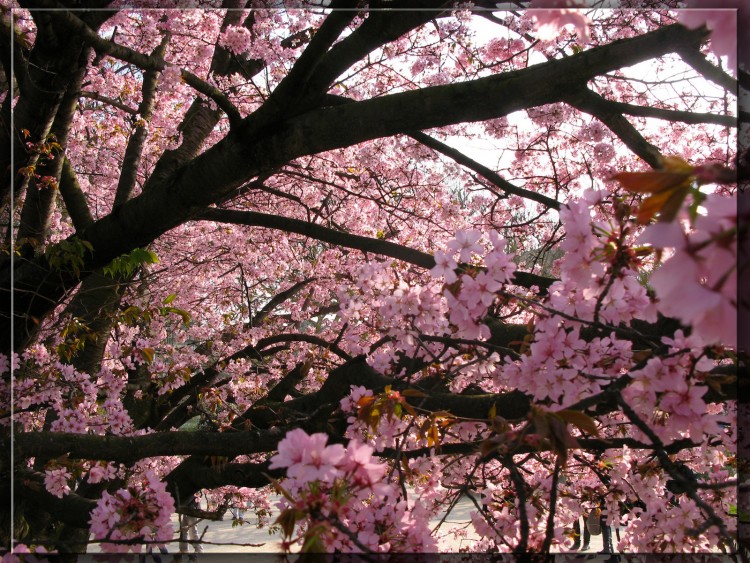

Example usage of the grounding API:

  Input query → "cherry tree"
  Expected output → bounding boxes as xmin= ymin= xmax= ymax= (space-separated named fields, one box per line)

xmin=0 ymin=0 xmax=745 ymax=557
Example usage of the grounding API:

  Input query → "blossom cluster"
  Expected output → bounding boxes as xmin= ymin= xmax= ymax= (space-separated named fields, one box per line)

xmin=44 ymin=467 xmax=72 ymax=499
xmin=433 ymin=229 xmax=517 ymax=340
xmin=269 ymin=429 xmax=437 ymax=553
xmin=337 ymin=229 xmax=515 ymax=376
xmin=9 ymin=350 xmax=134 ymax=437
xmin=337 ymin=261 xmax=448 ymax=373
xmin=158 ymin=64 xmax=183 ymax=91
xmin=639 ymin=193 xmax=737 ymax=347
xmin=6 ymin=542 xmax=51 ymax=562
xmin=549 ymin=189 xmax=656 ymax=326
xmin=622 ymin=329 xmax=730 ymax=445
xmin=218 ymin=25 xmax=253 ymax=56
xmin=677 ymin=1 xmax=742 ymax=74
xmin=88 ymin=470 xmax=175 ymax=553
xmin=528 ymin=0 xmax=745 ymax=74
xmin=528 ymin=0 xmax=590 ymax=43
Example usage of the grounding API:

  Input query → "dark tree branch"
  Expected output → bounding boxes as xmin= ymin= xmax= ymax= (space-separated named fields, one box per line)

xmin=8 ymin=426 xmax=707 ymax=473
xmin=154 ymin=341 xmax=267 ymax=431
xmin=739 ymin=69 xmax=750 ymax=92
xmin=409 ymin=131 xmax=561 ymax=210
xmin=27 ymin=1 xmax=156 ymax=68
xmin=304 ymin=0 xmax=450 ymax=95
xmin=79 ymin=90 xmax=137 ymax=115
xmin=180 ymin=71 xmax=241 ymax=126
xmin=542 ymin=457 xmax=562 ymax=553
xmin=166 ymin=461 xmax=284 ymax=506
xmin=261 ymin=356 xmax=534 ymax=423
xmin=265 ymin=362 xmax=312 ymax=402
xmin=15 ymin=469 xmax=96 ymax=528
xmin=196 ymin=207 xmax=555 ymax=291
xmin=144 ymin=3 xmax=251 ymax=191
xmin=113 ymin=34 xmax=169 ymax=209
xmin=0 ymin=14 xmax=91 ymax=210
xmin=198 ymin=207 xmax=437 ymax=268
xmin=16 ymin=44 xmax=92 ymax=250
xmin=583 ymin=97 xmax=736 ymax=127
xmin=564 ymin=87 xmax=663 ymax=168
xmin=677 ymin=45 xmax=738 ymax=93
xmin=246 ymin=277 xmax=316 ymax=329
xmin=0 ymin=12 xmax=29 ymax=94
xmin=11 ymin=426 xmax=288 ymax=462
xmin=58 ymin=158 xmax=94 ymax=231
xmin=262 ymin=0 xmax=361 ymax=112
xmin=381 ymin=437 xmax=701 ymax=460
xmin=255 ymin=332 xmax=352 ymax=361
xmin=504 ymin=454 xmax=530 ymax=552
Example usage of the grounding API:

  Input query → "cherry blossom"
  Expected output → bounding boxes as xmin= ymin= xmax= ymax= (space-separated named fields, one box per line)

xmin=677 ymin=2 xmax=742 ymax=73
xmin=529 ymin=4 xmax=591 ymax=43
xmin=43 ymin=468 xmax=72 ymax=499
xmin=640 ymin=193 xmax=738 ymax=347
xmin=88 ymin=471 xmax=175 ymax=553
xmin=271 ymin=429 xmax=346 ymax=484
xmin=446 ymin=229 xmax=484 ymax=263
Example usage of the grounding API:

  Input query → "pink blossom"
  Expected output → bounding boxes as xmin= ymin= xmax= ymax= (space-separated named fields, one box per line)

xmin=88 ymin=471 xmax=174 ymax=553
xmin=528 ymin=2 xmax=590 ymax=43
xmin=88 ymin=463 xmax=114 ymax=484
xmin=271 ymin=429 xmax=346 ymax=483
xmin=269 ymin=427 xmax=310 ymax=469
xmin=159 ymin=64 xmax=183 ymax=90
xmin=678 ymin=5 xmax=738 ymax=74
xmin=431 ymin=249 xmax=458 ymax=283
xmin=341 ymin=440 xmax=387 ymax=486
xmin=485 ymin=232 xmax=516 ymax=283
xmin=219 ymin=25 xmax=253 ymax=55
xmin=643 ymin=193 xmax=737 ymax=347
xmin=340 ymin=386 xmax=372 ymax=413
xmin=639 ymin=221 xmax=686 ymax=249
xmin=44 ymin=468 xmax=71 ymax=498
xmin=660 ymin=385 xmax=707 ymax=417
xmin=583 ymin=121 xmax=607 ymax=142
xmin=447 ymin=229 xmax=483 ymax=262
xmin=593 ymin=142 xmax=615 ymax=163
xmin=295 ymin=440 xmax=346 ymax=483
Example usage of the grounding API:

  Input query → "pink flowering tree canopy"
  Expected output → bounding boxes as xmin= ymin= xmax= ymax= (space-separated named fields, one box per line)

xmin=1 ymin=0 xmax=745 ymax=557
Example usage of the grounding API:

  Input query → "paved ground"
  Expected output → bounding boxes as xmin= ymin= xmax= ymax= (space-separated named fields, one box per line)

xmin=89 ymin=494 xmax=612 ymax=555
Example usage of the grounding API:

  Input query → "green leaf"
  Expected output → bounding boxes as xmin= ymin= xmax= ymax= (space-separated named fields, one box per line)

xmin=45 ymin=238 xmax=93 ymax=277
xmin=103 ymin=248 xmax=160 ymax=278
xmin=130 ymin=247 xmax=160 ymax=265
xmin=162 ymin=306 xmax=192 ymax=326
xmin=163 ymin=293 xmax=177 ymax=305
